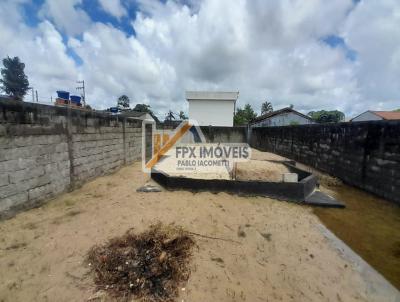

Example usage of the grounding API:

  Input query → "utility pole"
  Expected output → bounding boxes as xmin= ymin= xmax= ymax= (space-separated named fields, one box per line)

xmin=76 ymin=80 xmax=86 ymax=107
xmin=35 ymin=90 xmax=38 ymax=102
xmin=30 ymin=87 xmax=34 ymax=103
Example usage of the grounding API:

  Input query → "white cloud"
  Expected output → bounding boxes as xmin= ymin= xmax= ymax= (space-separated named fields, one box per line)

xmin=132 ymin=0 xmax=359 ymax=114
xmin=98 ymin=0 xmax=127 ymax=19
xmin=39 ymin=0 xmax=91 ymax=36
xmin=342 ymin=0 xmax=400 ymax=113
xmin=0 ymin=0 xmax=400 ymax=119
xmin=68 ymin=23 xmax=176 ymax=111
xmin=0 ymin=2 xmax=78 ymax=103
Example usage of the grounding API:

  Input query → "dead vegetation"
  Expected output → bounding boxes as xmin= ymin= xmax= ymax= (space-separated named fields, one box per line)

xmin=86 ymin=223 xmax=195 ymax=301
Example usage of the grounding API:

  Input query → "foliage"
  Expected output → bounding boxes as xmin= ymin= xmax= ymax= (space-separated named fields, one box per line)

xmin=0 ymin=56 xmax=29 ymax=100
xmin=307 ymin=110 xmax=345 ymax=123
xmin=165 ymin=110 xmax=176 ymax=121
xmin=178 ymin=110 xmax=187 ymax=120
xmin=117 ymin=95 xmax=130 ymax=108
xmin=394 ymin=109 xmax=400 ymax=112
xmin=234 ymin=103 xmax=257 ymax=126
xmin=261 ymin=101 xmax=273 ymax=115
xmin=132 ymin=103 xmax=160 ymax=123
xmin=133 ymin=103 xmax=151 ymax=112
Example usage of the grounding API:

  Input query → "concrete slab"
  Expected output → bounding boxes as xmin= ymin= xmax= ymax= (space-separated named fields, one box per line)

xmin=305 ymin=190 xmax=345 ymax=208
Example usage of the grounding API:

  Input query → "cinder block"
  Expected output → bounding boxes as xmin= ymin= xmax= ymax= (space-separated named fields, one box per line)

xmin=0 ymin=184 xmax=19 ymax=199
xmin=9 ymin=166 xmax=45 ymax=184
xmin=28 ymin=185 xmax=50 ymax=201
xmin=0 ymin=192 xmax=28 ymax=212
xmin=0 ymin=159 xmax=34 ymax=172
xmin=0 ymin=174 xmax=9 ymax=187
xmin=55 ymin=142 xmax=68 ymax=153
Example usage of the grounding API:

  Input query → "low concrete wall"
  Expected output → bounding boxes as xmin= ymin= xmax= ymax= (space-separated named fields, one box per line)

xmin=0 ymin=100 xmax=143 ymax=218
xmin=250 ymin=121 xmax=400 ymax=204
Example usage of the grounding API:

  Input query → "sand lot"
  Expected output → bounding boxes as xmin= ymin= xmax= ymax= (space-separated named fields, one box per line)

xmin=0 ymin=161 xmax=396 ymax=302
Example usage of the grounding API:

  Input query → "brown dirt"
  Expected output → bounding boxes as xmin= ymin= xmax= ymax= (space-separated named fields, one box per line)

xmin=0 ymin=162 xmax=388 ymax=302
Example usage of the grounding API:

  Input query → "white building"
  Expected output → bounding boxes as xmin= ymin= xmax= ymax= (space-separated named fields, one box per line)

xmin=186 ymin=91 xmax=238 ymax=126
xmin=251 ymin=107 xmax=314 ymax=127
xmin=350 ymin=110 xmax=400 ymax=122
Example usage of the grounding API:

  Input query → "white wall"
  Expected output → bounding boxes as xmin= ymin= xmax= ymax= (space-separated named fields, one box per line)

xmin=188 ymin=100 xmax=235 ymax=126
xmin=351 ymin=111 xmax=382 ymax=122
xmin=252 ymin=112 xmax=313 ymax=127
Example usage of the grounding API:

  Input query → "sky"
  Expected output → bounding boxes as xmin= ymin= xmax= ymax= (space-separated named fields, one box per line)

xmin=0 ymin=0 xmax=399 ymax=120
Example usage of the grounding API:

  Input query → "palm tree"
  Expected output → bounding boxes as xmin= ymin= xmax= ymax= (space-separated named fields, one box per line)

xmin=261 ymin=101 xmax=273 ymax=115
xmin=178 ymin=111 xmax=187 ymax=120
xmin=166 ymin=110 xmax=176 ymax=121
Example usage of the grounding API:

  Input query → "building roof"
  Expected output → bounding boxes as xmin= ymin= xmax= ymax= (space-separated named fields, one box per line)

xmin=371 ymin=111 xmax=400 ymax=120
xmin=252 ymin=107 xmax=313 ymax=123
xmin=350 ymin=110 xmax=400 ymax=121
xmin=185 ymin=91 xmax=239 ymax=101
xmin=121 ymin=110 xmax=147 ymax=117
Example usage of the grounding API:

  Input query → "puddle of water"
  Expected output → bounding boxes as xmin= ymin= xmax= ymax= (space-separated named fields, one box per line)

xmin=314 ymin=184 xmax=400 ymax=290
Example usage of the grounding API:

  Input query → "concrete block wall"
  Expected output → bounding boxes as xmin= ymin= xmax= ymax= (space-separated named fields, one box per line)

xmin=250 ymin=121 xmax=400 ymax=204
xmin=0 ymin=100 xmax=143 ymax=218
xmin=200 ymin=126 xmax=248 ymax=143
xmin=0 ymin=134 xmax=70 ymax=214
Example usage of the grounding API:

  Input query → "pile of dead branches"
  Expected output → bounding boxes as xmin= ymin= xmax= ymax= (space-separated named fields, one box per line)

xmin=86 ymin=223 xmax=195 ymax=301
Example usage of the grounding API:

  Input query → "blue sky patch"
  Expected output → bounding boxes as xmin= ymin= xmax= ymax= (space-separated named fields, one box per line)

xmin=21 ymin=0 xmax=43 ymax=28
xmin=322 ymin=35 xmax=357 ymax=61
xmin=80 ymin=0 xmax=138 ymax=37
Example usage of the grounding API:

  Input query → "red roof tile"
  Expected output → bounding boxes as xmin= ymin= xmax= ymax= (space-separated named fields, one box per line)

xmin=372 ymin=111 xmax=400 ymax=120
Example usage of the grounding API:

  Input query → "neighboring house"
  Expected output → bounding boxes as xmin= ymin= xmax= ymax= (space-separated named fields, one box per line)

xmin=251 ymin=107 xmax=314 ymax=127
xmin=186 ymin=91 xmax=239 ymax=126
xmin=350 ymin=110 xmax=400 ymax=122
xmin=121 ymin=110 xmax=155 ymax=123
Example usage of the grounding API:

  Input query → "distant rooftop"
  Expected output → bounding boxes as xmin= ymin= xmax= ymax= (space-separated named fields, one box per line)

xmin=371 ymin=111 xmax=400 ymax=120
xmin=185 ymin=91 xmax=239 ymax=101
xmin=252 ymin=107 xmax=313 ymax=123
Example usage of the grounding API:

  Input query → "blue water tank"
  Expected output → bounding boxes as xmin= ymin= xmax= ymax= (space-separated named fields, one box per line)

xmin=70 ymin=95 xmax=81 ymax=103
xmin=56 ymin=91 xmax=70 ymax=100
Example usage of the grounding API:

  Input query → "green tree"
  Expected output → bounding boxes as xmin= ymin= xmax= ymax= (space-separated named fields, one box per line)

xmin=117 ymin=95 xmax=130 ymax=108
xmin=133 ymin=103 xmax=151 ymax=112
xmin=165 ymin=110 xmax=176 ymax=121
xmin=261 ymin=101 xmax=273 ymax=115
xmin=0 ymin=56 xmax=29 ymax=100
xmin=132 ymin=103 xmax=160 ymax=123
xmin=308 ymin=110 xmax=345 ymax=123
xmin=234 ymin=104 xmax=257 ymax=126
xmin=178 ymin=111 xmax=187 ymax=120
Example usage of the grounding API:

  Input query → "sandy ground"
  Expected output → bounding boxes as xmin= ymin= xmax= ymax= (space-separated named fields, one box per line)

xmin=0 ymin=162 xmax=395 ymax=302
xmin=235 ymin=160 xmax=290 ymax=182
